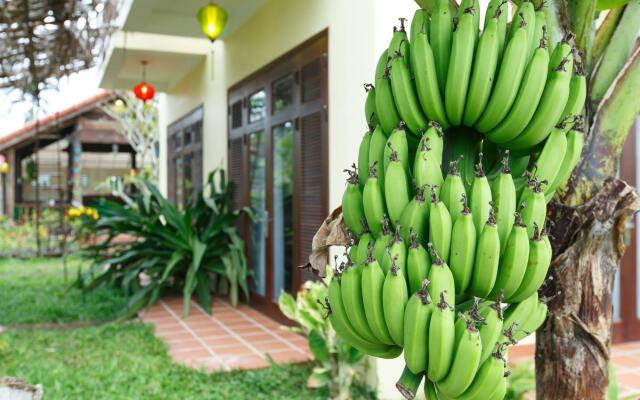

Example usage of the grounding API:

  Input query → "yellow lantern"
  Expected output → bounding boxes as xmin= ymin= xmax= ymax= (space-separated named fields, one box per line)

xmin=197 ymin=2 xmax=228 ymax=42
xmin=0 ymin=162 xmax=8 ymax=174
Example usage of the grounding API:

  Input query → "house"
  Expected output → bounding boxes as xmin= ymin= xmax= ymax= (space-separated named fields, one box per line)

xmin=97 ymin=0 xmax=640 ymax=391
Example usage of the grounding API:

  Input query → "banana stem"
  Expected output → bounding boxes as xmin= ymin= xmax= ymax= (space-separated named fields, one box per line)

xmin=396 ymin=365 xmax=424 ymax=400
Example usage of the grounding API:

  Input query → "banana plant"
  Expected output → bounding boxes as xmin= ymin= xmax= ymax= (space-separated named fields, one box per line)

xmin=79 ymin=168 xmax=252 ymax=318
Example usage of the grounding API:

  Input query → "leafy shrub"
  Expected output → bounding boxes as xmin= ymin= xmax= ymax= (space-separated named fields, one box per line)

xmin=80 ymin=169 xmax=251 ymax=317
xmin=278 ymin=269 xmax=375 ymax=400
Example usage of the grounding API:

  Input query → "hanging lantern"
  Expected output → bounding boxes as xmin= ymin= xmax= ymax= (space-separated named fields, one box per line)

xmin=197 ymin=2 xmax=228 ymax=42
xmin=133 ymin=61 xmax=155 ymax=102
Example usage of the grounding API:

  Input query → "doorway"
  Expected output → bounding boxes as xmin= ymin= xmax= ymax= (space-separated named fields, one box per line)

xmin=228 ymin=32 xmax=328 ymax=320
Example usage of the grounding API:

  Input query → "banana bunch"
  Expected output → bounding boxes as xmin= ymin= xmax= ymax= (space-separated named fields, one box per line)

xmin=328 ymin=1 xmax=590 ymax=398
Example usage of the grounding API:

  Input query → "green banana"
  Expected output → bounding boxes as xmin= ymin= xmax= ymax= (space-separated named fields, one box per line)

xmin=436 ymin=315 xmax=483 ymax=398
xmin=463 ymin=12 xmax=500 ymax=126
xmin=404 ymin=280 xmax=435 ymax=374
xmin=508 ymin=3 xmax=537 ymax=60
xmin=474 ymin=300 xmax=504 ymax=364
xmin=362 ymin=250 xmax=395 ymax=344
xmin=491 ymin=152 xmax=517 ymax=255
xmin=485 ymin=0 xmax=508 ymax=60
xmin=408 ymin=232 xmax=432 ymax=294
xmin=533 ymin=125 xmax=568 ymax=190
xmin=520 ymin=177 xmax=547 ymax=238
xmin=515 ymin=301 xmax=548 ymax=341
xmin=397 ymin=365 xmax=425 ymax=400
xmin=384 ymin=124 xmax=410 ymax=173
xmin=559 ymin=72 xmax=587 ymax=129
xmin=488 ymin=375 xmax=507 ymax=400
xmin=383 ymin=257 xmax=409 ymax=346
xmin=440 ymin=160 xmax=467 ymax=222
xmin=449 ymin=194 xmax=477 ymax=297
xmin=374 ymin=216 xmax=393 ymax=265
xmin=428 ymin=187 xmax=453 ymax=263
xmin=340 ymin=257 xmax=381 ymax=344
xmin=431 ymin=0 xmax=454 ymax=94
xmin=375 ymin=67 xmax=402 ymax=135
xmin=546 ymin=128 xmax=585 ymax=196
xmin=427 ymin=291 xmax=456 ymax=382
xmin=531 ymin=7 xmax=547 ymax=60
xmin=364 ymin=84 xmax=378 ymax=126
xmin=445 ymin=6 xmax=477 ymax=126
xmin=357 ymin=129 xmax=372 ymax=190
xmin=414 ymin=137 xmax=444 ymax=193
xmin=457 ymin=0 xmax=480 ymax=37
xmin=356 ymin=228 xmax=372 ymax=266
xmin=457 ymin=345 xmax=506 ymax=400
xmin=427 ymin=244 xmax=456 ymax=309
xmin=507 ymin=225 xmax=552 ymax=303
xmin=490 ymin=212 xmax=530 ymax=299
xmin=389 ymin=18 xmax=410 ymax=60
xmin=469 ymin=207 xmax=500 ymax=298
xmin=426 ymin=121 xmax=444 ymax=165
xmin=475 ymin=22 xmax=529 ymax=133
xmin=375 ymin=49 xmax=389 ymax=82
xmin=390 ymin=51 xmax=428 ymax=135
xmin=504 ymin=49 xmax=574 ymax=152
xmin=341 ymin=165 xmax=366 ymax=235
xmin=424 ymin=379 xmax=439 ymax=400
xmin=363 ymin=162 xmax=387 ymax=237
xmin=328 ymin=275 xmax=402 ymax=358
xmin=382 ymin=225 xmax=407 ymax=276
xmin=411 ymin=32 xmax=450 ymax=128
xmin=501 ymin=291 xmax=539 ymax=344
xmin=385 ymin=147 xmax=411 ymax=226
xmin=469 ymin=155 xmax=493 ymax=238
xmin=400 ymin=186 xmax=430 ymax=243
xmin=485 ymin=39 xmax=549 ymax=143
xmin=369 ymin=125 xmax=387 ymax=189
xmin=410 ymin=9 xmax=429 ymax=43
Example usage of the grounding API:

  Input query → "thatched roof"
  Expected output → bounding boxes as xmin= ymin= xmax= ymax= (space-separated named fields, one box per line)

xmin=0 ymin=0 xmax=117 ymax=100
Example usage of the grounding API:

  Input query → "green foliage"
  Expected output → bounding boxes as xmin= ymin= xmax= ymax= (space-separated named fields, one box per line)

xmin=0 ymin=208 xmax=67 ymax=257
xmin=506 ymin=362 xmax=536 ymax=400
xmin=0 ymin=323 xmax=325 ymax=400
xmin=278 ymin=269 xmax=374 ymax=400
xmin=0 ymin=257 xmax=126 ymax=325
xmin=80 ymin=169 xmax=251 ymax=317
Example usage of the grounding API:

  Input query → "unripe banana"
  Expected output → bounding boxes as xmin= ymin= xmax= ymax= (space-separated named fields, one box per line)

xmin=514 ymin=301 xmax=548 ymax=341
xmin=356 ymin=228 xmax=372 ymax=266
xmin=531 ymin=7 xmax=547 ymax=60
xmin=427 ymin=244 xmax=456 ymax=307
xmin=400 ymin=186 xmax=430 ymax=243
xmin=341 ymin=165 xmax=366 ymax=235
xmin=490 ymin=212 xmax=530 ymax=299
xmin=485 ymin=40 xmax=549 ymax=143
xmin=449 ymin=195 xmax=477 ymax=297
xmin=440 ymin=160 xmax=467 ymax=222
xmin=369 ymin=125 xmax=387 ymax=189
xmin=507 ymin=225 xmax=552 ymax=303
xmin=404 ymin=280 xmax=435 ymax=374
xmin=546 ymin=128 xmax=584 ymax=196
xmin=408 ymin=232 xmax=432 ymax=294
xmin=445 ymin=6 xmax=477 ymax=126
xmin=463 ymin=12 xmax=500 ymax=126
xmin=469 ymin=207 xmax=500 ymax=298
xmin=375 ymin=49 xmax=389 ymax=82
xmin=475 ymin=23 xmax=529 ymax=133
xmin=430 ymin=0 xmax=454 ymax=94
xmin=559 ymin=72 xmax=587 ymax=130
xmin=484 ymin=0 xmax=508 ymax=60
xmin=469 ymin=155 xmax=493 ymax=238
xmin=384 ymin=124 xmax=410 ymax=174
xmin=364 ymin=84 xmax=378 ymax=126
xmin=374 ymin=216 xmax=393 ymax=265
xmin=385 ymin=147 xmax=411 ymax=226
xmin=428 ymin=188 xmax=453 ymax=263
xmin=424 ymin=379 xmax=439 ymax=400
xmin=414 ymin=126 xmax=444 ymax=192
xmin=390 ymin=51 xmax=428 ymax=135
xmin=383 ymin=257 xmax=409 ymax=346
xmin=396 ymin=365 xmax=425 ymax=400
xmin=340 ymin=257 xmax=381 ymax=344
xmin=491 ymin=152 xmax=517 ymax=255
xmin=473 ymin=300 xmax=505 ymax=364
xmin=488 ymin=375 xmax=507 ymax=400
xmin=388 ymin=19 xmax=410 ymax=61
xmin=411 ymin=37 xmax=450 ymax=130
xmin=504 ymin=48 xmax=574 ymax=152
xmin=427 ymin=291 xmax=456 ymax=382
xmin=375 ymin=68 xmax=402 ymax=135
xmin=457 ymin=0 xmax=480 ymax=38
xmin=361 ymin=249 xmax=395 ymax=345
xmin=508 ymin=3 xmax=536 ymax=60
xmin=328 ymin=273 xmax=402 ymax=358
xmin=410 ymin=9 xmax=429 ymax=43
xmin=424 ymin=121 xmax=444 ymax=166
xmin=382 ymin=225 xmax=408 ymax=276
xmin=533 ymin=125 xmax=568 ymax=191
xmin=363 ymin=162 xmax=387 ymax=237
xmin=357 ymin=128 xmax=372 ymax=190
xmin=520 ymin=176 xmax=547 ymax=238
xmin=457 ymin=345 xmax=506 ymax=400
xmin=501 ymin=291 xmax=539 ymax=344
xmin=436 ymin=315 xmax=483 ymax=398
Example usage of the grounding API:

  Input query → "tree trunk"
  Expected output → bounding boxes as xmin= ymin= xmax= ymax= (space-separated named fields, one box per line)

xmin=536 ymin=179 xmax=639 ymax=399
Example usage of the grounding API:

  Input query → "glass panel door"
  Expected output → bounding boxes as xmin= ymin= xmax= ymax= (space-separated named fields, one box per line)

xmin=248 ymin=130 xmax=267 ymax=296
xmin=272 ymin=121 xmax=295 ymax=300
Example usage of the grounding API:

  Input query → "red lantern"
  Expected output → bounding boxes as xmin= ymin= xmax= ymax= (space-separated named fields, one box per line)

xmin=133 ymin=61 xmax=155 ymax=102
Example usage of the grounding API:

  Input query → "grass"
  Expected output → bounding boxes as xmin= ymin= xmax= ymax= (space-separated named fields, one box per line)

xmin=0 ymin=323 xmax=324 ymax=400
xmin=0 ymin=257 xmax=127 ymax=325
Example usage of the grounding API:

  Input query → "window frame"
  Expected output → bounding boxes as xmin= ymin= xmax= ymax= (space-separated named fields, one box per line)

xmin=167 ymin=105 xmax=204 ymax=207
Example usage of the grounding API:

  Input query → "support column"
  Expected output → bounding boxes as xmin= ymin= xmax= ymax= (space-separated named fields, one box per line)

xmin=70 ymin=131 xmax=83 ymax=205
xmin=6 ymin=148 xmax=16 ymax=219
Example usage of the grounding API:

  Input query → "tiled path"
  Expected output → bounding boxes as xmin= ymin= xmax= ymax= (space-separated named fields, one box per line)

xmin=510 ymin=341 xmax=640 ymax=398
xmin=139 ymin=297 xmax=311 ymax=372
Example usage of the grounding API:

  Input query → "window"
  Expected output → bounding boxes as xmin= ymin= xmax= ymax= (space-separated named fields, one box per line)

xmin=167 ymin=106 xmax=203 ymax=208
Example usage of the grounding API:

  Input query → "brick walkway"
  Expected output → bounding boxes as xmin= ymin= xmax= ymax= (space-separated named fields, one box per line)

xmin=510 ymin=341 xmax=640 ymax=398
xmin=139 ymin=298 xmax=311 ymax=371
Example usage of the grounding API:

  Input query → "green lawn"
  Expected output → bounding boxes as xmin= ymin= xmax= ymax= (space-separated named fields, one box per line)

xmin=0 ymin=257 xmax=127 ymax=325
xmin=0 ymin=257 xmax=329 ymax=399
